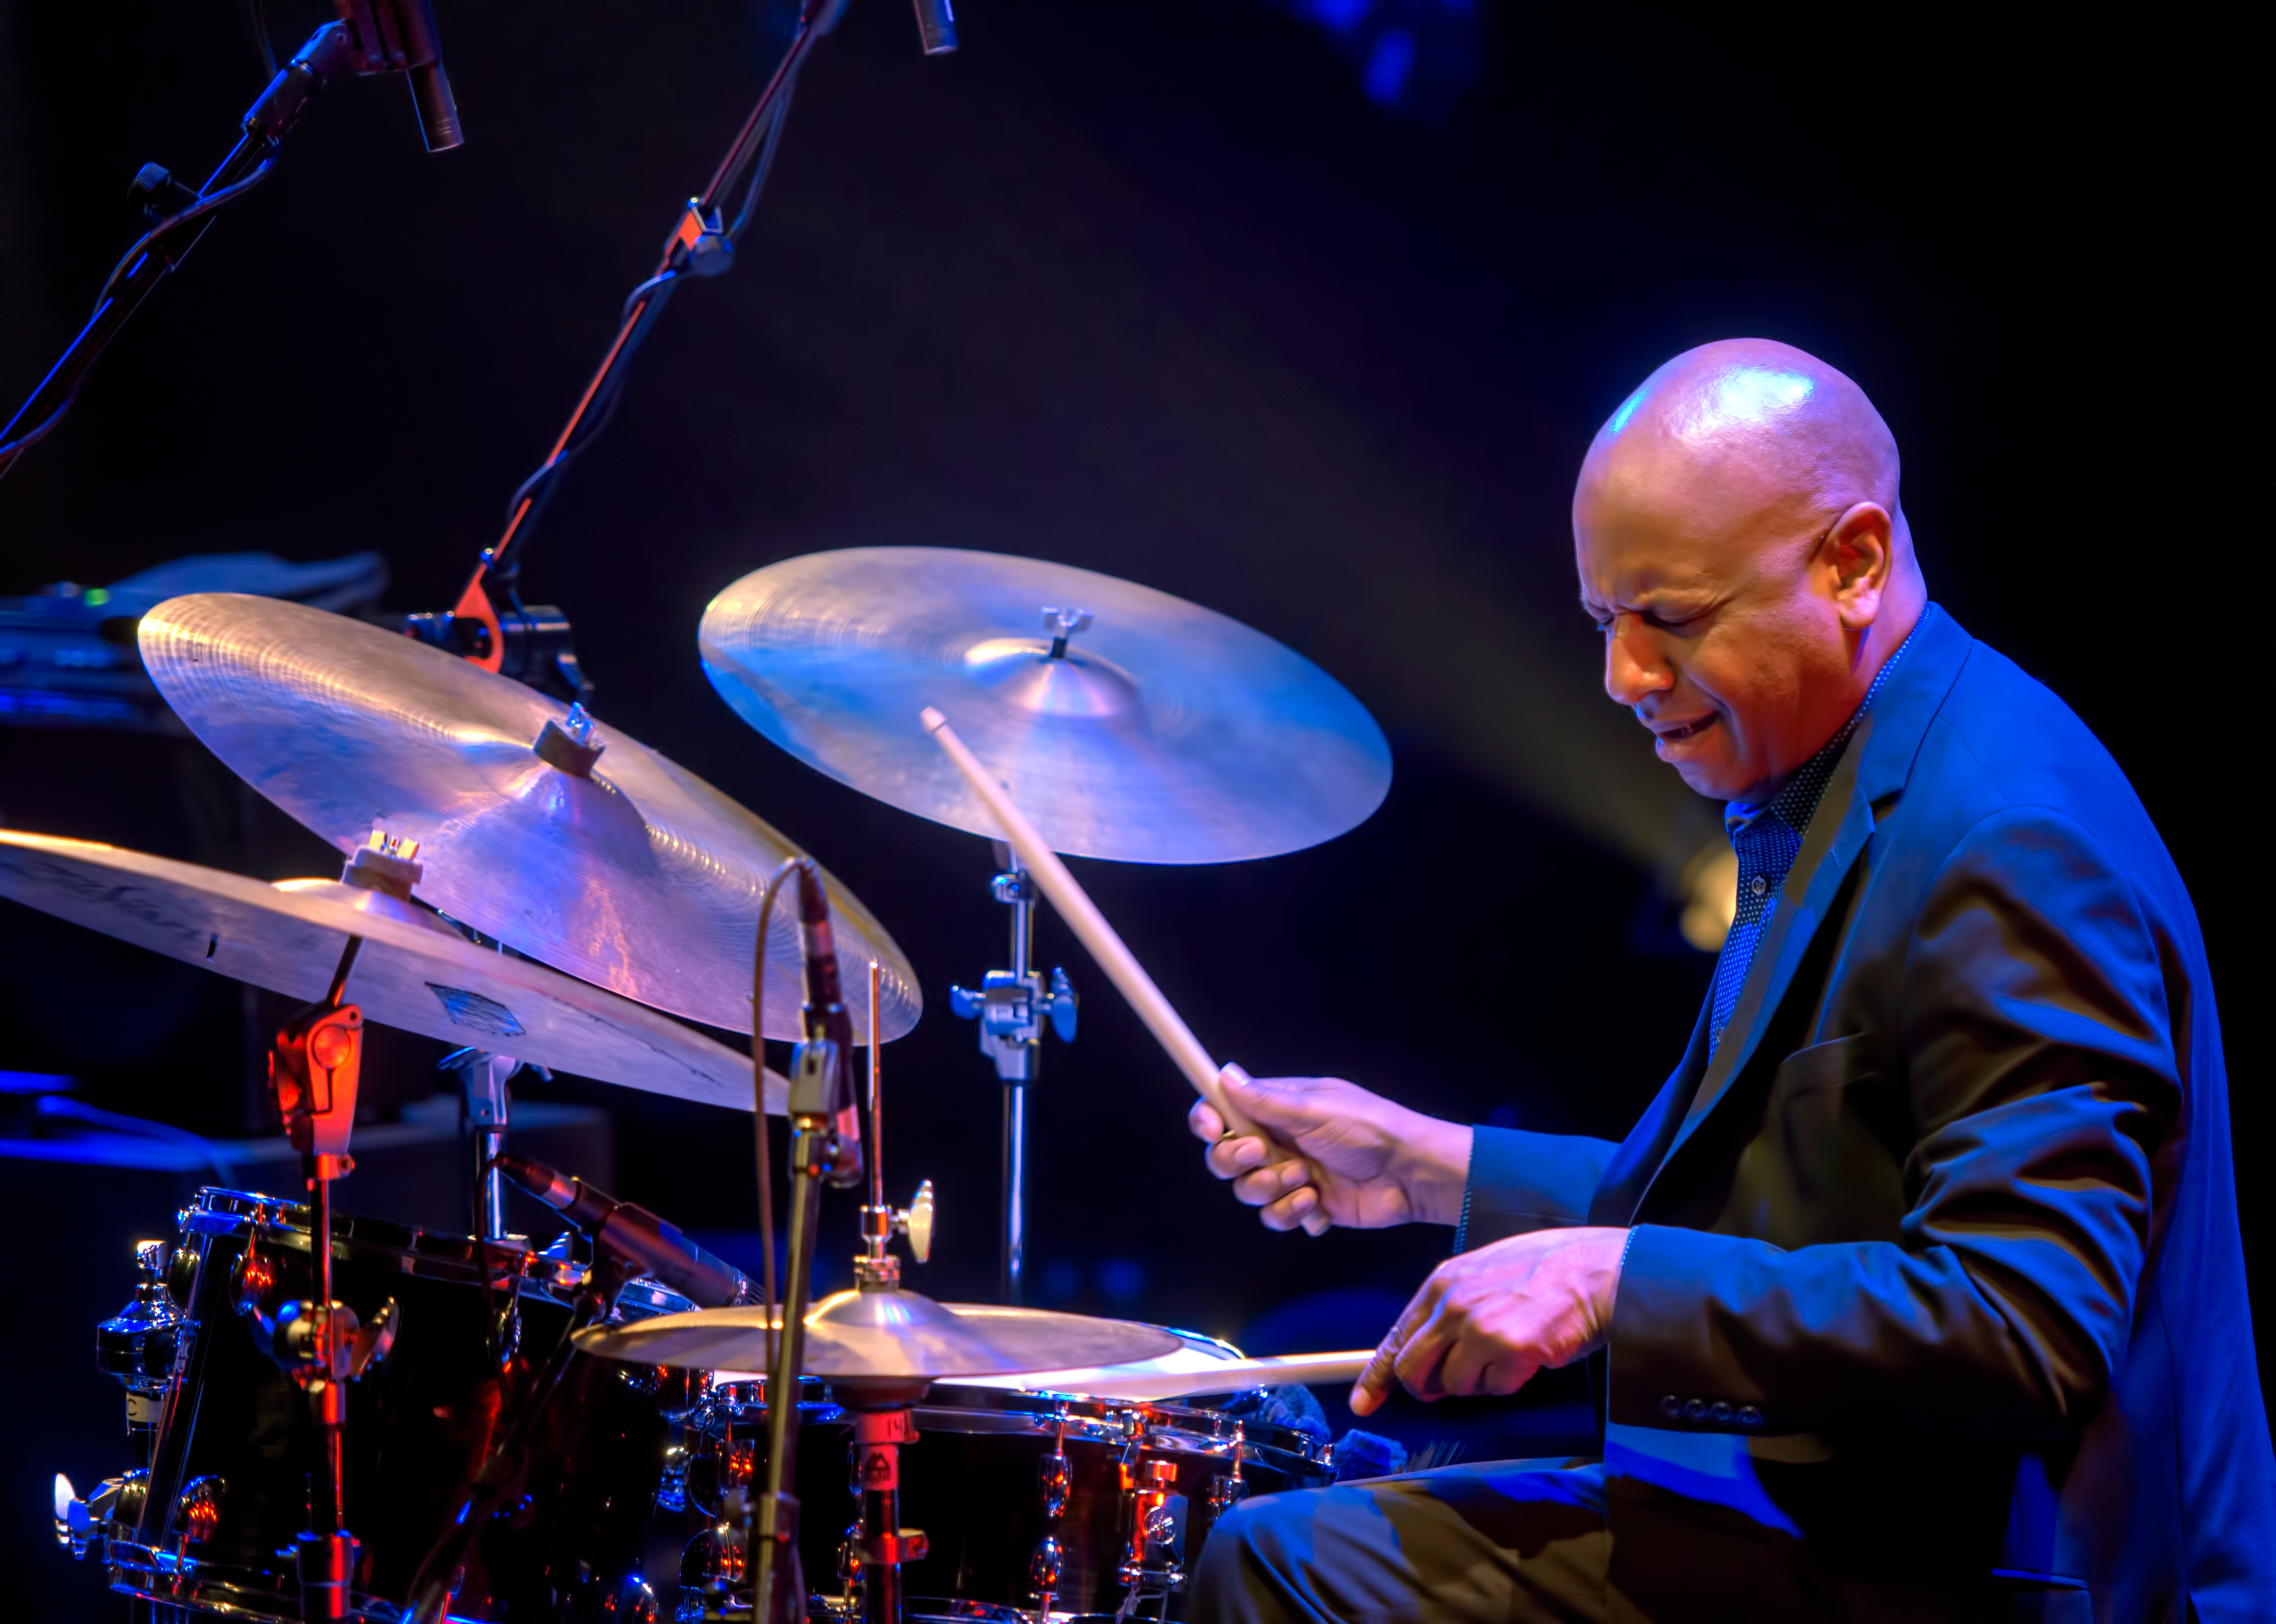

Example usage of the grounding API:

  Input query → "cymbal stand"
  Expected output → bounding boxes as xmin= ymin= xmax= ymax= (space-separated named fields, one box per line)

xmin=267 ymin=931 xmax=369 ymax=1623
xmin=951 ymin=845 xmax=1076 ymax=1304
xmin=843 ymin=961 xmax=936 ymax=1624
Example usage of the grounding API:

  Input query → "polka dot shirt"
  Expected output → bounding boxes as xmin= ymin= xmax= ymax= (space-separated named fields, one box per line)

xmin=1707 ymin=629 xmax=1917 ymax=1056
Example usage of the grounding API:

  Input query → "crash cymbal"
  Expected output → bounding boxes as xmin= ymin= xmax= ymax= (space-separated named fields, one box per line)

xmin=137 ymin=594 xmax=919 ymax=1041
xmin=0 ymin=831 xmax=788 ymax=1112
xmin=698 ymin=549 xmax=1391 ymax=864
xmin=573 ymin=1286 xmax=1182 ymax=1380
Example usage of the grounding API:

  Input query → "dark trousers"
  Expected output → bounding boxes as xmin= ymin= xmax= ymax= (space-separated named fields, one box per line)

xmin=1192 ymin=1460 xmax=1611 ymax=1624
xmin=1190 ymin=1460 xmax=2100 ymax=1624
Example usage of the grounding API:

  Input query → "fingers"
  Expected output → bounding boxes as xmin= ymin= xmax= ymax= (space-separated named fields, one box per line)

xmin=1257 ymin=1184 xmax=1320 ymax=1232
xmin=1349 ymin=1326 xmax=1400 ymax=1417
xmin=1208 ymin=1135 xmax=1281 ymax=1182
xmin=1349 ymin=1270 xmax=1448 ymax=1415
xmin=1218 ymin=1066 xmax=1334 ymax=1143
xmin=1188 ymin=1098 xmax=1225 ymax=1143
xmin=1438 ymin=1328 xmax=1538 ymax=1402
xmin=1230 ymin=1156 xmax=1310 ymax=1205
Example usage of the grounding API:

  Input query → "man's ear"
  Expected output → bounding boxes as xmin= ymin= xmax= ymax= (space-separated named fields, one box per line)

xmin=1821 ymin=502 xmax=1893 ymax=628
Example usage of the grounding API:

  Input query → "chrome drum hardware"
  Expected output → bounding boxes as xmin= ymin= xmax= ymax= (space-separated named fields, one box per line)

xmin=59 ymin=1188 xmax=693 ymax=1624
xmin=679 ymin=1360 xmax=1333 ymax=1624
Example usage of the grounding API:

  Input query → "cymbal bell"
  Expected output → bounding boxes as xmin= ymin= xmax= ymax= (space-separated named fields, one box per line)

xmin=0 ymin=830 xmax=787 ymax=1112
xmin=699 ymin=548 xmax=1391 ymax=865
xmin=137 ymin=594 xmax=920 ymax=1042
xmin=573 ymin=1286 xmax=1182 ymax=1380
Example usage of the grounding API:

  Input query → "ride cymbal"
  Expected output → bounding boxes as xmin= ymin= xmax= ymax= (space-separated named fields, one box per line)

xmin=699 ymin=548 xmax=1391 ymax=864
xmin=137 ymin=594 xmax=919 ymax=1041
xmin=0 ymin=831 xmax=785 ymax=1111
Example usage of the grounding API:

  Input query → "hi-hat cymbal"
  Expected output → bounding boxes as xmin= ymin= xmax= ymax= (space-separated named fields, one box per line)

xmin=137 ymin=594 xmax=919 ymax=1041
xmin=699 ymin=549 xmax=1391 ymax=864
xmin=0 ymin=831 xmax=787 ymax=1111
xmin=573 ymin=1286 xmax=1182 ymax=1380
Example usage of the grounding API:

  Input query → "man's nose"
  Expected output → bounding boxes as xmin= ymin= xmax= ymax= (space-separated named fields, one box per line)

xmin=1604 ymin=615 xmax=1673 ymax=706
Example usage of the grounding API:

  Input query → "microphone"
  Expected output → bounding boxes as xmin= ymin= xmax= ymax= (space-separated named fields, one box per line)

xmin=494 ymin=1153 xmax=758 ymax=1308
xmin=333 ymin=0 xmax=465 ymax=152
xmin=911 ymin=0 xmax=957 ymax=55
xmin=793 ymin=859 xmax=866 ymax=1188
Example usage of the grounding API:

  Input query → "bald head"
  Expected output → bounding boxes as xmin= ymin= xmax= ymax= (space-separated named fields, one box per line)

xmin=1573 ymin=340 xmax=1927 ymax=803
xmin=1581 ymin=338 xmax=1907 ymax=557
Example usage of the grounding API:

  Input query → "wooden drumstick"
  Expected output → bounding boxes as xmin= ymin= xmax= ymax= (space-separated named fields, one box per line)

xmin=922 ymin=707 xmax=1333 ymax=1236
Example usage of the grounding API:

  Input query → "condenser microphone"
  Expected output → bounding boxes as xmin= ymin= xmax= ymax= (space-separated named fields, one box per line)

xmin=495 ymin=1153 xmax=758 ymax=1307
xmin=912 ymin=0 xmax=957 ymax=55
xmin=793 ymin=859 xmax=866 ymax=1188
xmin=333 ymin=0 xmax=465 ymax=151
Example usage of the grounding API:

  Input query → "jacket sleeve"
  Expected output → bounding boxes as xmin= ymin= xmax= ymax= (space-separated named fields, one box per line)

xmin=1457 ymin=1126 xmax=1622 ymax=1249
xmin=1606 ymin=804 xmax=2181 ymax=1439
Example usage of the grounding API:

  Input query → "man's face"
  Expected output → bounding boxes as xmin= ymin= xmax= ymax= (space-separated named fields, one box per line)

xmin=1574 ymin=468 xmax=1874 ymax=804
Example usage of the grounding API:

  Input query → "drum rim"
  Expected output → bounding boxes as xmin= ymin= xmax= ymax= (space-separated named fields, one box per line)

xmin=181 ymin=1185 xmax=697 ymax=1315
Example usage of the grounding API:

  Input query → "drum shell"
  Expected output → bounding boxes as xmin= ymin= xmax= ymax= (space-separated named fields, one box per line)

xmin=688 ymin=1379 xmax=1333 ymax=1621
xmin=111 ymin=1188 xmax=677 ymax=1622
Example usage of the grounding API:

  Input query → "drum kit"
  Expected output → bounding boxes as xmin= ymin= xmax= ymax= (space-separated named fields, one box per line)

xmin=19 ymin=547 xmax=1396 ymax=1624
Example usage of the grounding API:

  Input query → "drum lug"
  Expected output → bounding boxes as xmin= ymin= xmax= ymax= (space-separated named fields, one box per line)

xmin=1209 ymin=1423 xmax=1248 ymax=1514
xmin=658 ymin=1437 xmax=692 ymax=1514
xmin=1117 ymin=1458 xmax=1186 ymax=1592
xmin=1037 ymin=1448 xmax=1071 ymax=1520
xmin=177 ymin=1475 xmax=226 ymax=1544
xmin=1029 ymin=1534 xmax=1065 ymax=1598
xmin=603 ymin=1573 xmax=661 ymax=1623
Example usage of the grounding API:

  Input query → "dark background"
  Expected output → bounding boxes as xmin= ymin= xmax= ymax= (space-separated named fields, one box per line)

xmin=0 ymin=0 xmax=2256 ymax=1616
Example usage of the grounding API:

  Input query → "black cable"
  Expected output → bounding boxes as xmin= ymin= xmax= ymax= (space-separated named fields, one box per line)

xmin=0 ymin=157 xmax=278 ymax=475
xmin=726 ymin=77 xmax=797 ymax=242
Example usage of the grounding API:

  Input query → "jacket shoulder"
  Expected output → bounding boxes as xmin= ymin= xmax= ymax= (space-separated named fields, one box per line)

xmin=1918 ymin=641 xmax=2158 ymax=851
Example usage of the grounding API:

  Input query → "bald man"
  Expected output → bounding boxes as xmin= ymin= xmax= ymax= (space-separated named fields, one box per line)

xmin=1186 ymin=341 xmax=2274 ymax=1622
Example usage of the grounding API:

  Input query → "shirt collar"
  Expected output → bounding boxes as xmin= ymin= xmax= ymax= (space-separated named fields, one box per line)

xmin=1724 ymin=623 xmax=1920 ymax=842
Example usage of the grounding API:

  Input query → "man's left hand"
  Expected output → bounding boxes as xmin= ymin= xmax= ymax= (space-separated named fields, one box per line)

xmin=1349 ymin=1227 xmax=1629 ymax=1417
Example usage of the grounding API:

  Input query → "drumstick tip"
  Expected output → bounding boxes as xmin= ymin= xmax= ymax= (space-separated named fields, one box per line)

xmin=920 ymin=706 xmax=947 ymax=731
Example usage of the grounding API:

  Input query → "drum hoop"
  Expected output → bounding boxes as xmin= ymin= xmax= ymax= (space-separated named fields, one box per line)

xmin=106 ymin=1541 xmax=303 ymax=1624
xmin=905 ymin=1383 xmax=1333 ymax=1469
xmin=182 ymin=1187 xmax=701 ymax=1314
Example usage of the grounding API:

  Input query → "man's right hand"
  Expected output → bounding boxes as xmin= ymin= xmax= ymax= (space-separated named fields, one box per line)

xmin=1189 ymin=1066 xmax=1473 ymax=1232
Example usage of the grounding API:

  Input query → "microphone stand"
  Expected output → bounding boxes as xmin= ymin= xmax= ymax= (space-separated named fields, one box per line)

xmin=406 ymin=0 xmax=845 ymax=698
xmin=404 ymin=0 xmax=960 ymax=704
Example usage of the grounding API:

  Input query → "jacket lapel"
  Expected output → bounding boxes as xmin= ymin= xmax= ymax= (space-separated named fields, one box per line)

xmin=1635 ymin=605 xmax=1974 ymax=1189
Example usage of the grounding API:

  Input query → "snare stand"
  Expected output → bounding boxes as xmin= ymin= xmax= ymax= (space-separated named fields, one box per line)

xmin=949 ymin=847 xmax=1076 ymax=1305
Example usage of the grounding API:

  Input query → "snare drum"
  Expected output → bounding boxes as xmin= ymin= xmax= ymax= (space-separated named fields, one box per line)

xmin=97 ymin=1187 xmax=691 ymax=1623
xmin=681 ymin=1333 xmax=1335 ymax=1623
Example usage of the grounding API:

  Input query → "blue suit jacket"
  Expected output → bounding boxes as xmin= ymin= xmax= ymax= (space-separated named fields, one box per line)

xmin=1459 ymin=606 xmax=2275 ymax=1622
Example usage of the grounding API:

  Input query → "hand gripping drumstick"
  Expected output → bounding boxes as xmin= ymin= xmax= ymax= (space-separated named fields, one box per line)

xmin=922 ymin=707 xmax=1333 ymax=1237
